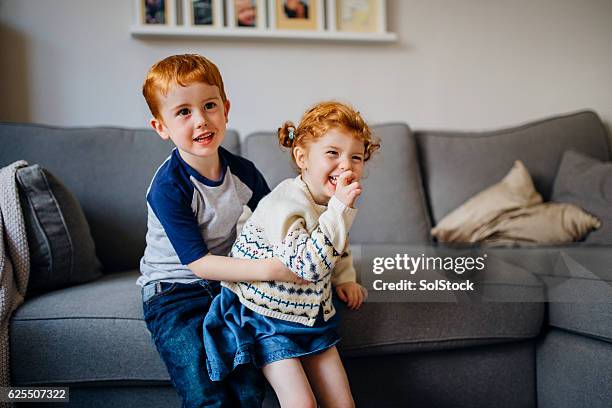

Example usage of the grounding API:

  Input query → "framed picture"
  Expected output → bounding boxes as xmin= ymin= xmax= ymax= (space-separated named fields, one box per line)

xmin=335 ymin=0 xmax=385 ymax=33
xmin=227 ymin=0 xmax=266 ymax=29
xmin=137 ymin=0 xmax=176 ymax=25
xmin=183 ymin=0 xmax=222 ymax=27
xmin=270 ymin=0 xmax=323 ymax=31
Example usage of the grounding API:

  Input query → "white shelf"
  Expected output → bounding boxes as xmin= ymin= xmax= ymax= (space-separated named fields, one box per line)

xmin=129 ymin=25 xmax=398 ymax=43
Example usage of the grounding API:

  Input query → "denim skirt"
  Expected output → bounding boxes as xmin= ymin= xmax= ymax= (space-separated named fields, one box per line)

xmin=203 ymin=287 xmax=341 ymax=381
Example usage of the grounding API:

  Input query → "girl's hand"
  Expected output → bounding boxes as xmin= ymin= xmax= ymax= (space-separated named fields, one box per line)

xmin=334 ymin=170 xmax=362 ymax=208
xmin=335 ymin=282 xmax=367 ymax=310
xmin=259 ymin=258 xmax=309 ymax=284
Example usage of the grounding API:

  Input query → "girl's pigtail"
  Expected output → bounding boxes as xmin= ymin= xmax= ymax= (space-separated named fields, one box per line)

xmin=278 ymin=121 xmax=297 ymax=148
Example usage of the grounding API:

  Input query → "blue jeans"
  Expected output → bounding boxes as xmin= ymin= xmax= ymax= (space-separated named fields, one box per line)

xmin=142 ymin=280 xmax=266 ymax=408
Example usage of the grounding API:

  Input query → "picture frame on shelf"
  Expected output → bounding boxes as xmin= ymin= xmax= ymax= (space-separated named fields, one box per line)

xmin=227 ymin=0 xmax=266 ymax=29
xmin=270 ymin=0 xmax=323 ymax=31
xmin=334 ymin=0 xmax=386 ymax=33
xmin=183 ymin=0 xmax=222 ymax=27
xmin=137 ymin=0 xmax=176 ymax=25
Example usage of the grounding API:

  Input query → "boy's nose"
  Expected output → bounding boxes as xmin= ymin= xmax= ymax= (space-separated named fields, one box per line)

xmin=194 ymin=111 xmax=207 ymax=128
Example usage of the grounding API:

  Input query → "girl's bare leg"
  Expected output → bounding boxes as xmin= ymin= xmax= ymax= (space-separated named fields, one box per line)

xmin=301 ymin=346 xmax=355 ymax=408
xmin=262 ymin=358 xmax=317 ymax=408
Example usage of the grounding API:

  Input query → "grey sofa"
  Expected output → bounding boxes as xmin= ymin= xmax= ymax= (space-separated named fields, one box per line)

xmin=1 ymin=110 xmax=610 ymax=407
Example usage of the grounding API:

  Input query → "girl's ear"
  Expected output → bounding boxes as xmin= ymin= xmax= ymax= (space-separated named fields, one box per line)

xmin=293 ymin=146 xmax=307 ymax=170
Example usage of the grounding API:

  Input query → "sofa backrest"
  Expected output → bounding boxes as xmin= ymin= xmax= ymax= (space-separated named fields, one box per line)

xmin=415 ymin=110 xmax=611 ymax=225
xmin=0 ymin=123 xmax=240 ymax=272
xmin=242 ymin=123 xmax=432 ymax=244
xmin=3 ymin=111 xmax=608 ymax=272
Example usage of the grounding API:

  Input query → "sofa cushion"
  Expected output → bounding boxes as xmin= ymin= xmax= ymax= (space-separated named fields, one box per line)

xmin=10 ymin=271 xmax=169 ymax=384
xmin=493 ymin=244 xmax=612 ymax=342
xmin=552 ymin=150 xmax=612 ymax=245
xmin=16 ymin=165 xmax=102 ymax=296
xmin=11 ymin=259 xmax=545 ymax=385
xmin=543 ymin=247 xmax=612 ymax=342
xmin=537 ymin=329 xmax=612 ymax=408
xmin=0 ymin=123 xmax=240 ymax=272
xmin=339 ymin=301 xmax=544 ymax=356
xmin=243 ymin=124 xmax=432 ymax=244
xmin=339 ymin=244 xmax=546 ymax=356
xmin=416 ymin=110 xmax=611 ymax=225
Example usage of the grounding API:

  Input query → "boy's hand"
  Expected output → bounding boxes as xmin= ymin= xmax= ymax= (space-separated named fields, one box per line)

xmin=259 ymin=258 xmax=309 ymax=285
xmin=335 ymin=282 xmax=367 ymax=310
xmin=334 ymin=170 xmax=362 ymax=208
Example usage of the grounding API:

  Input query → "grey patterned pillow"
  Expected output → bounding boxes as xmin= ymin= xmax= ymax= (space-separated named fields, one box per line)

xmin=552 ymin=150 xmax=612 ymax=245
xmin=16 ymin=165 xmax=102 ymax=296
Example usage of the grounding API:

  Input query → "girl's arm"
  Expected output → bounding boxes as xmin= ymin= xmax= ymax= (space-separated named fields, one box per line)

xmin=332 ymin=246 xmax=366 ymax=309
xmin=278 ymin=196 xmax=357 ymax=282
xmin=331 ymin=246 xmax=357 ymax=286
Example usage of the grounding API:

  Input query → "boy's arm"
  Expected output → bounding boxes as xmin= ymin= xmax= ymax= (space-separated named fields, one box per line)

xmin=148 ymin=184 xmax=209 ymax=265
xmin=150 ymin=182 xmax=301 ymax=283
xmin=188 ymin=254 xmax=305 ymax=283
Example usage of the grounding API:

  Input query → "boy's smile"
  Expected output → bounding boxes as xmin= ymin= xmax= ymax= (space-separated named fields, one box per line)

xmin=151 ymin=81 xmax=230 ymax=179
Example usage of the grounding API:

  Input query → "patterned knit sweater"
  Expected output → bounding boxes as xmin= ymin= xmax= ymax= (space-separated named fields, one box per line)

xmin=222 ymin=176 xmax=357 ymax=326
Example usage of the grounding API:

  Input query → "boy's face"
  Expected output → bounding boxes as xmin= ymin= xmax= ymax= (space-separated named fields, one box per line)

xmin=151 ymin=81 xmax=230 ymax=164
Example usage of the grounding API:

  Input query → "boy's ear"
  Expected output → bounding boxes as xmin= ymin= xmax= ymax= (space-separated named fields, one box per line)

xmin=223 ymin=100 xmax=231 ymax=123
xmin=150 ymin=117 xmax=170 ymax=140
xmin=293 ymin=146 xmax=307 ymax=170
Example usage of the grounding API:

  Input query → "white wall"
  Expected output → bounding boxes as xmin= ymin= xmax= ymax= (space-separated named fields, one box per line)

xmin=1 ymin=0 xmax=611 ymax=140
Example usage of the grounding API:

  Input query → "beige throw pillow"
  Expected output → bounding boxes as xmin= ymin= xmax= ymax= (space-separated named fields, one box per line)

xmin=476 ymin=203 xmax=601 ymax=246
xmin=431 ymin=160 xmax=542 ymax=242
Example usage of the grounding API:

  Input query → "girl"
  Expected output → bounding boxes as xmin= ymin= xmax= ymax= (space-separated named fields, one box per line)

xmin=203 ymin=101 xmax=380 ymax=407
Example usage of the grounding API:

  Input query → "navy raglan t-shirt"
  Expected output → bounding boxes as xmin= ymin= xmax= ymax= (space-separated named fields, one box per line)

xmin=138 ymin=147 xmax=270 ymax=286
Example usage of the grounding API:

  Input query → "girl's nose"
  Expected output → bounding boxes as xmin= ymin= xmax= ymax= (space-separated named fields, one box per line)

xmin=339 ymin=158 xmax=352 ymax=171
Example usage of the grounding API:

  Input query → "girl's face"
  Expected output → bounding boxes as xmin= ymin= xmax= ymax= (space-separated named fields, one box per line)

xmin=294 ymin=128 xmax=365 ymax=205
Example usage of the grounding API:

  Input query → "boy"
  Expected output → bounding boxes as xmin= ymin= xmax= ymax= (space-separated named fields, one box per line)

xmin=138 ymin=54 xmax=301 ymax=407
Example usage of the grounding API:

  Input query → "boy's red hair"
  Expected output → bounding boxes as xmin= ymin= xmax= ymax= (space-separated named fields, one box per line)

xmin=142 ymin=54 xmax=227 ymax=120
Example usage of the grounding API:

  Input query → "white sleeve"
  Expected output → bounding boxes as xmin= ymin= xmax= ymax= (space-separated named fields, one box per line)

xmin=331 ymin=245 xmax=357 ymax=286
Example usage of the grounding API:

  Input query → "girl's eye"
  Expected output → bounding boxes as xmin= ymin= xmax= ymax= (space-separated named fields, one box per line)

xmin=326 ymin=151 xmax=338 ymax=156
xmin=352 ymin=156 xmax=363 ymax=162
xmin=177 ymin=108 xmax=190 ymax=116
xmin=204 ymin=102 xmax=217 ymax=110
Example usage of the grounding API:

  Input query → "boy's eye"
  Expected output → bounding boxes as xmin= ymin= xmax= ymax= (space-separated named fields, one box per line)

xmin=204 ymin=102 xmax=217 ymax=110
xmin=177 ymin=108 xmax=190 ymax=116
xmin=352 ymin=156 xmax=363 ymax=162
xmin=326 ymin=151 xmax=338 ymax=156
